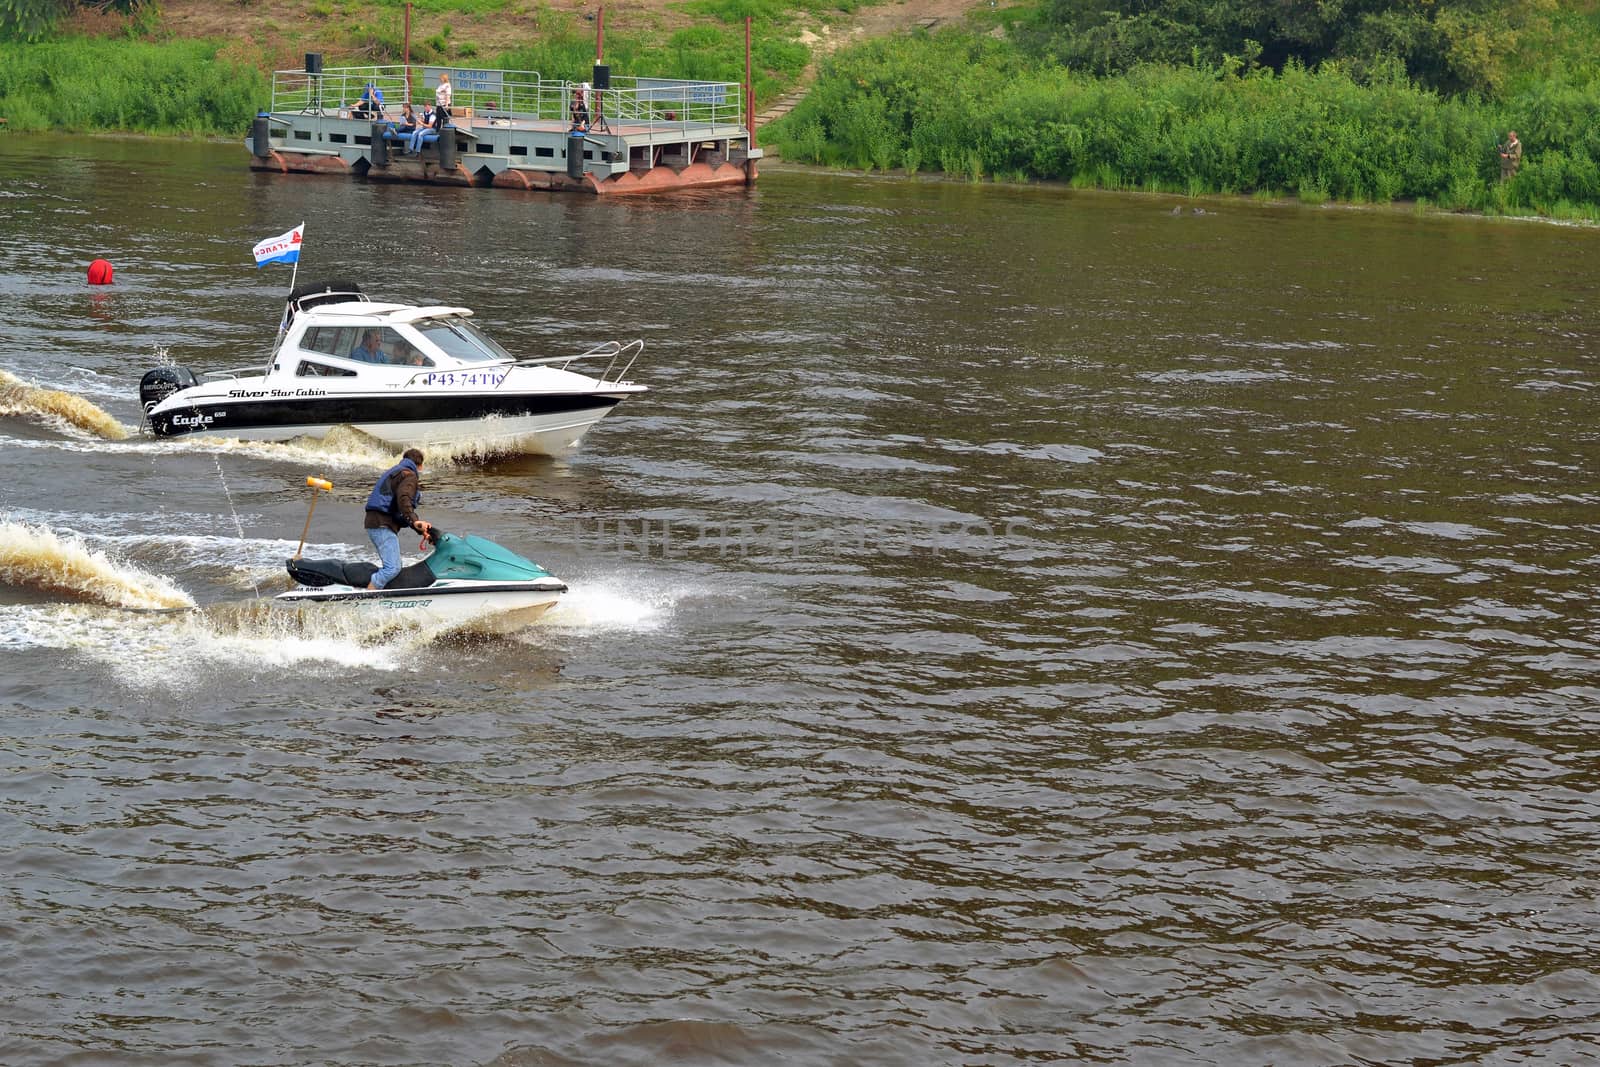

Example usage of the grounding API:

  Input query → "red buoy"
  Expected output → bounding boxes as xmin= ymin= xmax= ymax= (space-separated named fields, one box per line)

xmin=87 ymin=259 xmax=114 ymax=285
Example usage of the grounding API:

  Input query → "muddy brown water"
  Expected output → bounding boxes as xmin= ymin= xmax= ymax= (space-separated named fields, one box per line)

xmin=1 ymin=134 xmax=1598 ymax=1065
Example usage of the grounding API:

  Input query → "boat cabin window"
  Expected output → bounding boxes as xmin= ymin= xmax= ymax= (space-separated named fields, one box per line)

xmin=416 ymin=316 xmax=512 ymax=363
xmin=296 ymin=360 xmax=357 ymax=378
xmin=299 ymin=325 xmax=434 ymax=367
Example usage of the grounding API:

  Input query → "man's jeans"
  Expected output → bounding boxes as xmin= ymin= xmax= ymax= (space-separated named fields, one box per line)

xmin=368 ymin=526 xmax=402 ymax=589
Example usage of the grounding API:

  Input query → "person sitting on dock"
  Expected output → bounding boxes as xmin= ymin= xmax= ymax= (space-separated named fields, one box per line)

xmin=351 ymin=330 xmax=384 ymax=362
xmin=405 ymin=107 xmax=440 ymax=155
xmin=351 ymin=82 xmax=385 ymax=119
xmin=393 ymin=102 xmax=420 ymax=133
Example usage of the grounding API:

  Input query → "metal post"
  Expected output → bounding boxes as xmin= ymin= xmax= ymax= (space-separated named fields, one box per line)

xmin=404 ymin=2 xmax=413 ymax=102
xmin=597 ymin=5 xmax=604 ymax=62
xmin=745 ymin=15 xmax=757 ymax=184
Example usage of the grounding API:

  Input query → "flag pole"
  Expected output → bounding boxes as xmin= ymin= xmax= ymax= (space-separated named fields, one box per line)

xmin=286 ymin=223 xmax=304 ymax=297
xmin=266 ymin=223 xmax=306 ymax=374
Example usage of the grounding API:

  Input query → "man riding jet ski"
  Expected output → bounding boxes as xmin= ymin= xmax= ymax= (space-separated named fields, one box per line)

xmin=279 ymin=527 xmax=568 ymax=632
xmin=275 ymin=474 xmax=566 ymax=633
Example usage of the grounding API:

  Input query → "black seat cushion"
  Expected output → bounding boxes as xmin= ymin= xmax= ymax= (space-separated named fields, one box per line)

xmin=285 ymin=556 xmax=432 ymax=589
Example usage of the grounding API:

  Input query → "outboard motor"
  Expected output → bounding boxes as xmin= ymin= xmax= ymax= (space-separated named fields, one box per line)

xmin=139 ymin=366 xmax=200 ymax=412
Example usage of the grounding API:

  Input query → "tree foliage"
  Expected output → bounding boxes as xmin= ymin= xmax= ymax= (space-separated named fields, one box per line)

xmin=2 ymin=0 xmax=147 ymax=42
xmin=1020 ymin=0 xmax=1560 ymax=96
xmin=0 ymin=0 xmax=64 ymax=41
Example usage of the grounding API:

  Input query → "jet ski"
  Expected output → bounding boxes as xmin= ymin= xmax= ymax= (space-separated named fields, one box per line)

xmin=278 ymin=528 xmax=567 ymax=633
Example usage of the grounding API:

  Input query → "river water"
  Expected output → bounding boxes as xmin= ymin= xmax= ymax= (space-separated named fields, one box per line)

xmin=1 ymin=134 xmax=1597 ymax=1065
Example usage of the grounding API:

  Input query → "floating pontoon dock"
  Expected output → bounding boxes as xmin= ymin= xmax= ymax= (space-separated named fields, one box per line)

xmin=249 ymin=63 xmax=761 ymax=195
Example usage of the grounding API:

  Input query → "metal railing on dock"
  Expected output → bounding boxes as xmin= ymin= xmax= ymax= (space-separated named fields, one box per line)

xmin=270 ymin=64 xmax=746 ymax=133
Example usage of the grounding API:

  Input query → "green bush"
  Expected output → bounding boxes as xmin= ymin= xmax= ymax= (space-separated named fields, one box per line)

xmin=774 ymin=27 xmax=1600 ymax=217
xmin=0 ymin=37 xmax=268 ymax=134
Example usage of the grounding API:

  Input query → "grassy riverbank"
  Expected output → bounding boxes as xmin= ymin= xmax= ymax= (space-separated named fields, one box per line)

xmin=0 ymin=1 xmax=812 ymax=136
xmin=765 ymin=29 xmax=1600 ymax=218
xmin=0 ymin=39 xmax=267 ymax=135
xmin=6 ymin=0 xmax=1600 ymax=219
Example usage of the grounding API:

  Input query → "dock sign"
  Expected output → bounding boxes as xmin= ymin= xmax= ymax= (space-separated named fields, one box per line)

xmin=636 ymin=78 xmax=728 ymax=107
xmin=422 ymin=67 xmax=504 ymax=98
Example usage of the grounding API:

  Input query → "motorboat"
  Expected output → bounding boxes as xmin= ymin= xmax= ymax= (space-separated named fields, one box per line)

xmin=278 ymin=528 xmax=568 ymax=633
xmin=139 ymin=280 xmax=646 ymax=455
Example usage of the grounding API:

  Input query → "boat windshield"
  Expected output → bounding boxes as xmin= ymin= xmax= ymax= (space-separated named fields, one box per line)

xmin=415 ymin=316 xmax=515 ymax=364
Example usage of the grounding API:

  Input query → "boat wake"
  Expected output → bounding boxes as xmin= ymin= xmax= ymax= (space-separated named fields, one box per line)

xmin=273 ymin=421 xmax=573 ymax=469
xmin=0 ymin=368 xmax=577 ymax=470
xmin=0 ymin=521 xmax=681 ymax=690
xmin=271 ymin=418 xmax=578 ymax=469
xmin=193 ymin=424 xmax=398 ymax=471
xmin=0 ymin=369 xmax=133 ymax=441
xmin=0 ymin=521 xmax=195 ymax=610
xmin=0 ymin=599 xmax=440 ymax=689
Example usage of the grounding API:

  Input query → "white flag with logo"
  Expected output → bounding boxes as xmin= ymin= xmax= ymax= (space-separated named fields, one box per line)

xmin=252 ymin=224 xmax=304 ymax=267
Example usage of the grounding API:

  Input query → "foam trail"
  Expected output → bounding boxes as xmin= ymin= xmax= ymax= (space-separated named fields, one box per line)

xmin=175 ymin=423 xmax=522 ymax=471
xmin=183 ymin=424 xmax=397 ymax=471
xmin=538 ymin=580 xmax=672 ymax=631
xmin=278 ymin=419 xmax=567 ymax=469
xmin=0 ymin=369 xmax=132 ymax=440
xmin=0 ymin=521 xmax=195 ymax=610
xmin=2 ymin=601 xmax=434 ymax=690
xmin=417 ymin=417 xmax=567 ymax=467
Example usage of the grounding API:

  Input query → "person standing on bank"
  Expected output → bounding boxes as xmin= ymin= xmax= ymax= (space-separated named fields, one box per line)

xmin=1499 ymin=130 xmax=1522 ymax=181
xmin=364 ymin=448 xmax=432 ymax=590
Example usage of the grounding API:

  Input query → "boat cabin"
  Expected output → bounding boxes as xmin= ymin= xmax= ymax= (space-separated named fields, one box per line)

xmin=272 ymin=283 xmax=517 ymax=383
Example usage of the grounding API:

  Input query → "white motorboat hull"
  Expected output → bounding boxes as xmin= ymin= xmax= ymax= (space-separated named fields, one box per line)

xmin=187 ymin=405 xmax=616 ymax=455
xmin=274 ymin=580 xmax=564 ymax=633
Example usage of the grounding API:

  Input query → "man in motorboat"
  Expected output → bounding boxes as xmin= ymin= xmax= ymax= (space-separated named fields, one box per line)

xmin=351 ymin=329 xmax=384 ymax=363
xmin=365 ymin=448 xmax=433 ymax=590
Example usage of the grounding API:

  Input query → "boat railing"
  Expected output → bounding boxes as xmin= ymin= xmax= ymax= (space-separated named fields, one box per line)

xmin=397 ymin=340 xmax=642 ymax=388
xmin=199 ymin=367 xmax=259 ymax=381
xmin=269 ymin=64 xmax=746 ymax=133
xmin=515 ymin=339 xmax=643 ymax=385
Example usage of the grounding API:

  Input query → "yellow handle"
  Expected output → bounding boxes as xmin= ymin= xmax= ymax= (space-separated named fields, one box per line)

xmin=293 ymin=476 xmax=332 ymax=560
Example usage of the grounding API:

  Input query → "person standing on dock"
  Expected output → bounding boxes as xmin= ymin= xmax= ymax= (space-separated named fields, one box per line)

xmin=434 ymin=72 xmax=452 ymax=127
xmin=570 ymin=81 xmax=590 ymax=129
xmin=364 ymin=449 xmax=432 ymax=591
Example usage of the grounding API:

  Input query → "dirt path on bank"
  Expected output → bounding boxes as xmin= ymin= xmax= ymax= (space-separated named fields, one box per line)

xmin=137 ymin=0 xmax=991 ymax=79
